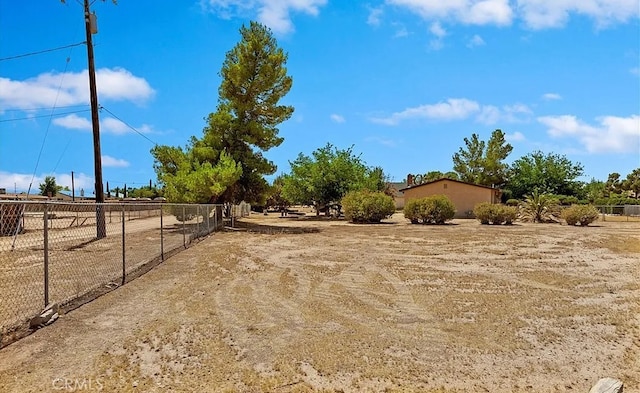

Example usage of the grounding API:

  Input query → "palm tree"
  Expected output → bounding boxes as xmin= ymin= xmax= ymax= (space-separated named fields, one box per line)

xmin=520 ymin=189 xmax=560 ymax=223
xmin=39 ymin=176 xmax=62 ymax=197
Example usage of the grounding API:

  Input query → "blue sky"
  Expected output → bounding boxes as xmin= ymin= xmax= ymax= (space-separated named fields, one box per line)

xmin=1 ymin=0 xmax=639 ymax=195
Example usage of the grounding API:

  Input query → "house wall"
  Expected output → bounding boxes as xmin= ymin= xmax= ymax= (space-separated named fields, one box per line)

xmin=402 ymin=180 xmax=500 ymax=218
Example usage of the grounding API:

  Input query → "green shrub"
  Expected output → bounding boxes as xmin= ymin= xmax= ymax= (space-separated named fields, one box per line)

xmin=342 ymin=190 xmax=395 ymax=223
xmin=561 ymin=204 xmax=600 ymax=226
xmin=403 ymin=199 xmax=421 ymax=224
xmin=594 ymin=197 xmax=640 ymax=206
xmin=506 ymin=199 xmax=520 ymax=206
xmin=474 ymin=202 xmax=518 ymax=225
xmin=502 ymin=206 xmax=518 ymax=224
xmin=404 ymin=195 xmax=456 ymax=224
xmin=554 ymin=195 xmax=579 ymax=205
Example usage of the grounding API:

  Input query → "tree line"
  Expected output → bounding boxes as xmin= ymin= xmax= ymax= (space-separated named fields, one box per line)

xmin=35 ymin=21 xmax=639 ymax=211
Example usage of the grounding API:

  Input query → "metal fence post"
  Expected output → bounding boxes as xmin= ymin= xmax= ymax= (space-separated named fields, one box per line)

xmin=206 ymin=205 xmax=210 ymax=234
xmin=160 ymin=206 xmax=164 ymax=261
xmin=43 ymin=203 xmax=49 ymax=307
xmin=182 ymin=205 xmax=186 ymax=248
xmin=121 ymin=205 xmax=126 ymax=286
xmin=196 ymin=205 xmax=201 ymax=236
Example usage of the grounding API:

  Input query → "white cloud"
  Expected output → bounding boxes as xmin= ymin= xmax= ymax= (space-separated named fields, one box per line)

xmin=539 ymin=114 xmax=640 ymax=153
xmin=53 ymin=114 xmax=92 ymax=130
xmin=386 ymin=0 xmax=638 ymax=29
xmin=517 ymin=0 xmax=640 ymax=29
xmin=0 ymin=68 xmax=154 ymax=111
xmin=387 ymin=0 xmax=513 ymax=26
xmin=428 ymin=22 xmax=447 ymax=50
xmin=542 ymin=92 xmax=562 ymax=100
xmin=365 ymin=136 xmax=399 ymax=147
xmin=394 ymin=26 xmax=409 ymax=38
xmin=330 ymin=114 xmax=345 ymax=123
xmin=102 ymin=155 xmax=130 ymax=168
xmin=467 ymin=34 xmax=486 ymax=47
xmin=476 ymin=105 xmax=501 ymax=124
xmin=631 ymin=67 xmax=640 ymax=76
xmin=367 ymin=6 xmax=384 ymax=26
xmin=52 ymin=114 xmax=153 ymax=136
xmin=370 ymin=98 xmax=481 ymax=125
xmin=505 ymin=131 xmax=526 ymax=142
xmin=371 ymin=98 xmax=533 ymax=126
xmin=200 ymin=0 xmax=327 ymax=34
xmin=429 ymin=21 xmax=447 ymax=37
xmin=0 ymin=171 xmax=93 ymax=194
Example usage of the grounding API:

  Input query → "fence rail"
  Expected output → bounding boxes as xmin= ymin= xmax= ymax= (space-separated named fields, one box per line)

xmin=0 ymin=201 xmax=249 ymax=347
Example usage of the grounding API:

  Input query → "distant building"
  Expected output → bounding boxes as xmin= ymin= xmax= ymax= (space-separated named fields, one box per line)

xmin=387 ymin=181 xmax=407 ymax=209
xmin=400 ymin=177 xmax=502 ymax=218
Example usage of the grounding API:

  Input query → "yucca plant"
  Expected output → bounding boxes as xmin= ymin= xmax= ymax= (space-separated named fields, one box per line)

xmin=519 ymin=189 xmax=560 ymax=223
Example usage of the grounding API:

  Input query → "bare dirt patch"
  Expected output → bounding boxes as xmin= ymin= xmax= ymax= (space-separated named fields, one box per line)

xmin=0 ymin=213 xmax=638 ymax=392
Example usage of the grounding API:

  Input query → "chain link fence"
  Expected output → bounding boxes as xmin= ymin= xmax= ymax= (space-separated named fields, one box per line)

xmin=0 ymin=200 xmax=248 ymax=347
xmin=595 ymin=205 xmax=640 ymax=221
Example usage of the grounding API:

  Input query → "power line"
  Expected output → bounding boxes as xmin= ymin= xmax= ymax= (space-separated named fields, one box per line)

xmin=3 ymin=104 xmax=90 ymax=112
xmin=0 ymin=41 xmax=86 ymax=62
xmin=100 ymin=106 xmax=158 ymax=145
xmin=0 ymin=109 xmax=91 ymax=123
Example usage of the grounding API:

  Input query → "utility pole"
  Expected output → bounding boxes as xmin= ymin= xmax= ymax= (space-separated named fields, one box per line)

xmin=84 ymin=0 xmax=106 ymax=238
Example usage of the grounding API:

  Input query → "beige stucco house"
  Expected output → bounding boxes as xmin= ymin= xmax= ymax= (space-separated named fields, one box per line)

xmin=400 ymin=178 xmax=502 ymax=218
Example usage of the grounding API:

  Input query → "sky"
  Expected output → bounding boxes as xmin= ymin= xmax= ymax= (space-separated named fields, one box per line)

xmin=1 ymin=0 xmax=639 ymax=196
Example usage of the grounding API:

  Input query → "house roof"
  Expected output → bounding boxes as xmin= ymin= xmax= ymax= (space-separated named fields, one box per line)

xmin=399 ymin=177 xmax=501 ymax=192
xmin=387 ymin=181 xmax=407 ymax=192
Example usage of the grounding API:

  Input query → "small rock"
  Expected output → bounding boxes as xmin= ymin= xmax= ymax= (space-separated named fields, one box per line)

xmin=29 ymin=303 xmax=59 ymax=328
xmin=589 ymin=378 xmax=623 ymax=393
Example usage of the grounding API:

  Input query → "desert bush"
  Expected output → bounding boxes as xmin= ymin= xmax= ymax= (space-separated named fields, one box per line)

xmin=342 ymin=190 xmax=395 ymax=223
xmin=403 ymin=199 xmax=422 ymax=224
xmin=404 ymin=195 xmax=455 ymax=224
xmin=561 ymin=204 xmax=600 ymax=226
xmin=520 ymin=190 xmax=561 ymax=223
xmin=502 ymin=205 xmax=518 ymax=224
xmin=474 ymin=203 xmax=518 ymax=225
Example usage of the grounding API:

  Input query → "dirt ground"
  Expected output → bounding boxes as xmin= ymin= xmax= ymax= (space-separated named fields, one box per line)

xmin=0 ymin=212 xmax=638 ymax=393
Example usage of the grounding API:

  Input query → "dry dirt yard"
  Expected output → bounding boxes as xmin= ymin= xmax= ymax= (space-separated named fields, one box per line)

xmin=0 ymin=212 xmax=638 ymax=393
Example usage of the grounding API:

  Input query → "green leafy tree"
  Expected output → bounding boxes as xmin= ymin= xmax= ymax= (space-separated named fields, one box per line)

xmin=152 ymin=22 xmax=292 ymax=205
xmin=452 ymin=129 xmax=512 ymax=187
xmin=39 ymin=176 xmax=62 ymax=197
xmin=423 ymin=171 xmax=444 ymax=182
xmin=605 ymin=172 xmax=623 ymax=196
xmin=127 ymin=185 xmax=162 ymax=199
xmin=203 ymin=21 xmax=294 ymax=204
xmin=452 ymin=133 xmax=485 ymax=184
xmin=582 ymin=178 xmax=606 ymax=203
xmin=507 ymin=151 xmax=583 ymax=200
xmin=622 ymin=168 xmax=640 ymax=198
xmin=264 ymin=175 xmax=290 ymax=209
xmin=281 ymin=144 xmax=386 ymax=215
xmin=152 ymin=145 xmax=242 ymax=203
